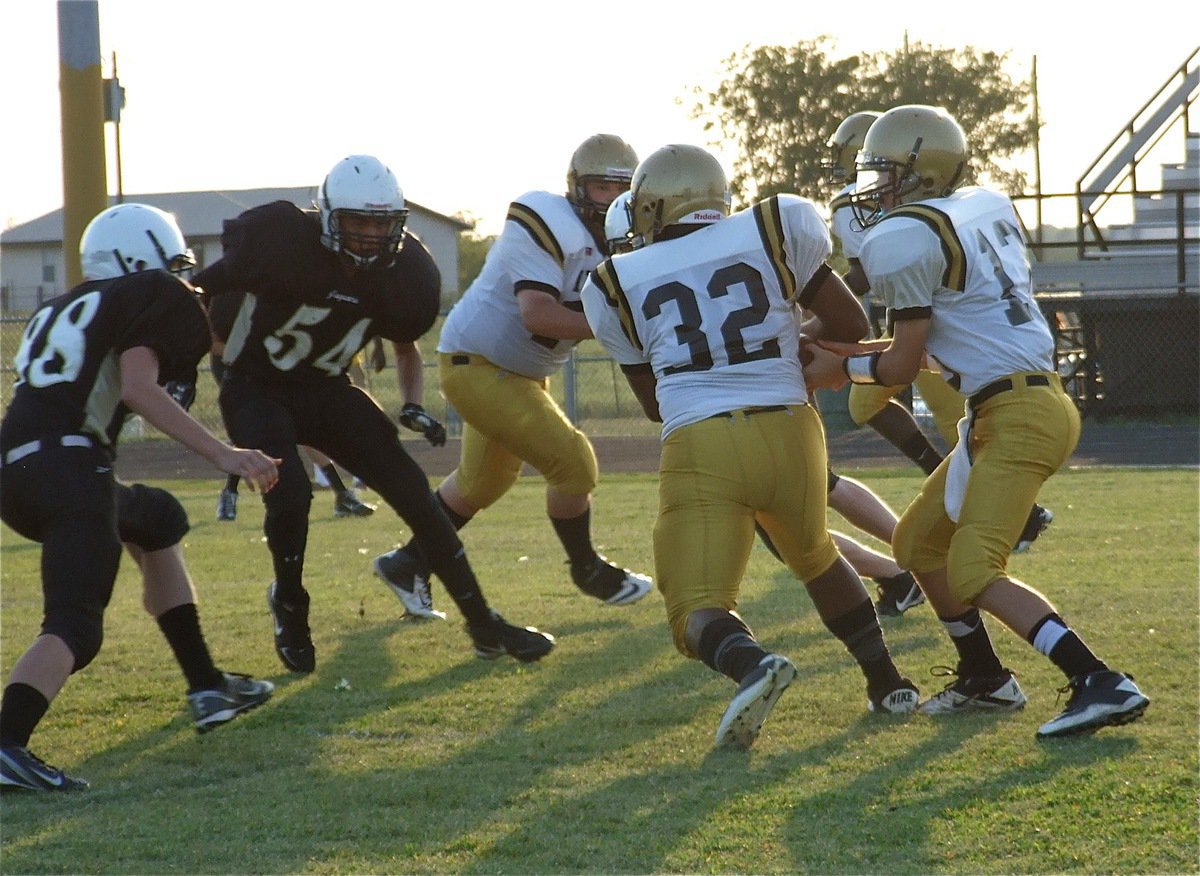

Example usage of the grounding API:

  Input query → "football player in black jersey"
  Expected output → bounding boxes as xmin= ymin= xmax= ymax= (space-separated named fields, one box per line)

xmin=208 ymin=290 xmax=377 ymax=522
xmin=193 ymin=155 xmax=554 ymax=674
xmin=0 ymin=204 xmax=281 ymax=792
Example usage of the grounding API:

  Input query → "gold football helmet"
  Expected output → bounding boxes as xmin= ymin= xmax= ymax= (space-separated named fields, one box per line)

xmin=567 ymin=134 xmax=638 ymax=225
xmin=850 ymin=105 xmax=968 ymax=227
xmin=628 ymin=144 xmax=730 ymax=246
xmin=821 ymin=110 xmax=882 ymax=186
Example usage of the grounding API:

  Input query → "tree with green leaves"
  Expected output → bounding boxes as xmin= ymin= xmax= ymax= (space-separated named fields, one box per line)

xmin=454 ymin=219 xmax=496 ymax=300
xmin=690 ymin=36 xmax=1034 ymax=206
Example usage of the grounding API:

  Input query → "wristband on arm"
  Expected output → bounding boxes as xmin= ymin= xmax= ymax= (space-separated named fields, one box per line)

xmin=843 ymin=352 xmax=881 ymax=385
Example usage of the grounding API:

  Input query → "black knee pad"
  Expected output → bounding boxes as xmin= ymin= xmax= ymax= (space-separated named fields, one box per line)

xmin=826 ymin=467 xmax=841 ymax=494
xmin=263 ymin=470 xmax=313 ymax=556
xmin=117 ymin=483 xmax=189 ymax=551
xmin=43 ymin=608 xmax=104 ymax=673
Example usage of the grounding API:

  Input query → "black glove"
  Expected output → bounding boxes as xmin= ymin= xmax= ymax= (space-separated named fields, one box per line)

xmin=164 ymin=380 xmax=197 ymax=411
xmin=399 ymin=403 xmax=447 ymax=446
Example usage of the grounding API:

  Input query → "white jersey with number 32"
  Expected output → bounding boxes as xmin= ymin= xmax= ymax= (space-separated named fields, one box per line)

xmin=582 ymin=194 xmax=831 ymax=437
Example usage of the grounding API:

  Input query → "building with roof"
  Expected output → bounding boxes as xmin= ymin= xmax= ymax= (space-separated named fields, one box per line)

xmin=0 ymin=187 xmax=472 ymax=312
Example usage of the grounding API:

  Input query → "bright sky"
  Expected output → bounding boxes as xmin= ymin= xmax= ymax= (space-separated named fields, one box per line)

xmin=1 ymin=1 xmax=1194 ymax=236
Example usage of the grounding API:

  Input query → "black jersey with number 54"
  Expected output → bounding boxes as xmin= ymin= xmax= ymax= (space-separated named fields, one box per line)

xmin=195 ymin=200 xmax=441 ymax=385
xmin=0 ymin=271 xmax=210 ymax=452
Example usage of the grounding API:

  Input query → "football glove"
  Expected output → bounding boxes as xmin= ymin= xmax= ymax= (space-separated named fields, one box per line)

xmin=399 ymin=403 xmax=447 ymax=446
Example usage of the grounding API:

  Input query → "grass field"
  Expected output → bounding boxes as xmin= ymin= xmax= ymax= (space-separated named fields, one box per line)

xmin=1 ymin=467 xmax=1197 ymax=874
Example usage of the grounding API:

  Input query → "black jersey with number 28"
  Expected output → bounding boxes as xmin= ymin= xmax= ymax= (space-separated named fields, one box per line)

xmin=0 ymin=271 xmax=210 ymax=452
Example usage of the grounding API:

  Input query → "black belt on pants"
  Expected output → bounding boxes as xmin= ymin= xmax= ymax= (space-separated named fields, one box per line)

xmin=968 ymin=374 xmax=1051 ymax=411
xmin=708 ymin=404 xmax=790 ymax=420
xmin=0 ymin=433 xmax=97 ymax=467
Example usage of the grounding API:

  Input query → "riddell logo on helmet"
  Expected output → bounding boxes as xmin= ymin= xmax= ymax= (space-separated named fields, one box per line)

xmin=681 ymin=210 xmax=724 ymax=224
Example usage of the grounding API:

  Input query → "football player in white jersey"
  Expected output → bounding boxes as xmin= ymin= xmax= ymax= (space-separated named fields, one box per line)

xmin=374 ymin=135 xmax=653 ymax=613
xmin=811 ymin=105 xmax=1148 ymax=737
xmin=826 ymin=110 xmax=1054 ymax=558
xmin=582 ymin=144 xmax=920 ymax=750
xmin=610 ymin=169 xmax=925 ymax=619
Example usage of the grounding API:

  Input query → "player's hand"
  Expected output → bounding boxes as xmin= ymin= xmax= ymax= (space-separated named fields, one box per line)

xmin=802 ymin=343 xmax=850 ymax=392
xmin=218 ymin=448 xmax=281 ymax=493
xmin=369 ymin=337 xmax=388 ymax=373
xmin=399 ymin=403 xmax=447 ymax=446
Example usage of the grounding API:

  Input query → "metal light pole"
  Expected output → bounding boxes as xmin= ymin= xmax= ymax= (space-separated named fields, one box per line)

xmin=105 ymin=51 xmax=126 ymax=204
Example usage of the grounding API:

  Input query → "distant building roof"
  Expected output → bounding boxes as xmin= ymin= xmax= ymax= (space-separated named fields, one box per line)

xmin=1 ymin=187 xmax=472 ymax=245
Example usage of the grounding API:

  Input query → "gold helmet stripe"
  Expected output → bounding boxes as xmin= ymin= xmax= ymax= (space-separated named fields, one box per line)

xmin=882 ymin=204 xmax=966 ymax=292
xmin=507 ymin=202 xmax=564 ymax=267
xmin=592 ymin=259 xmax=642 ymax=352
xmin=753 ymin=196 xmax=797 ymax=301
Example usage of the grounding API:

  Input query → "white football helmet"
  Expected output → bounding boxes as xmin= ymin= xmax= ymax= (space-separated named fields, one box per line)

xmin=317 ymin=154 xmax=408 ymax=270
xmin=79 ymin=203 xmax=194 ymax=281
xmin=603 ymin=191 xmax=636 ymax=254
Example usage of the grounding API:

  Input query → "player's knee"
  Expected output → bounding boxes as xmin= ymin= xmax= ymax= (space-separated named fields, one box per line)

xmin=546 ymin=436 xmax=598 ymax=496
xmin=262 ymin=474 xmax=312 ymax=544
xmin=266 ymin=469 xmax=313 ymax=515
xmin=117 ymin=484 xmax=189 ymax=552
xmin=457 ymin=468 xmax=520 ymax=511
xmin=847 ymin=387 xmax=885 ymax=427
xmin=892 ymin=516 xmax=914 ymax=570
xmin=946 ymin=528 xmax=1006 ymax=603
xmin=44 ymin=609 xmax=104 ymax=673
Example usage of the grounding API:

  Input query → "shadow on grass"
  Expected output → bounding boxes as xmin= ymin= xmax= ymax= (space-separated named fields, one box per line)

xmin=0 ymin=563 xmax=1153 ymax=874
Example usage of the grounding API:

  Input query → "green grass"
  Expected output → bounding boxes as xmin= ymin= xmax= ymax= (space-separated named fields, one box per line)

xmin=1 ymin=468 xmax=1197 ymax=874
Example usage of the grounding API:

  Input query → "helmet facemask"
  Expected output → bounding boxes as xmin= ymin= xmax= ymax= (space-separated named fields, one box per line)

xmin=566 ymin=134 xmax=638 ymax=236
xmin=603 ymin=191 xmax=637 ymax=254
xmin=318 ymin=155 xmax=408 ymax=271
xmin=820 ymin=111 xmax=882 ymax=188
xmin=324 ymin=208 xmax=408 ymax=270
xmin=848 ymin=105 xmax=968 ymax=229
xmin=850 ymin=151 xmax=923 ymax=229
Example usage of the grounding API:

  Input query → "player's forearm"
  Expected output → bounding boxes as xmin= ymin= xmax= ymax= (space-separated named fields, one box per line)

xmin=392 ymin=341 xmax=424 ymax=405
xmin=121 ymin=381 xmax=230 ymax=465
xmin=518 ymin=293 xmax=594 ymax=340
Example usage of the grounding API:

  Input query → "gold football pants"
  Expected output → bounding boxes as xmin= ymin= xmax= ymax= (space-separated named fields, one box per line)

xmin=892 ymin=373 xmax=1079 ymax=602
xmin=438 ymin=353 xmax=598 ymax=509
xmin=848 ymin=368 xmax=965 ymax=446
xmin=656 ymin=404 xmax=839 ymax=656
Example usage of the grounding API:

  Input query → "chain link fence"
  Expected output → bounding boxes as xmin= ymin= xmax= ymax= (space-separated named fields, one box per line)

xmin=2 ymin=289 xmax=1196 ymax=473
